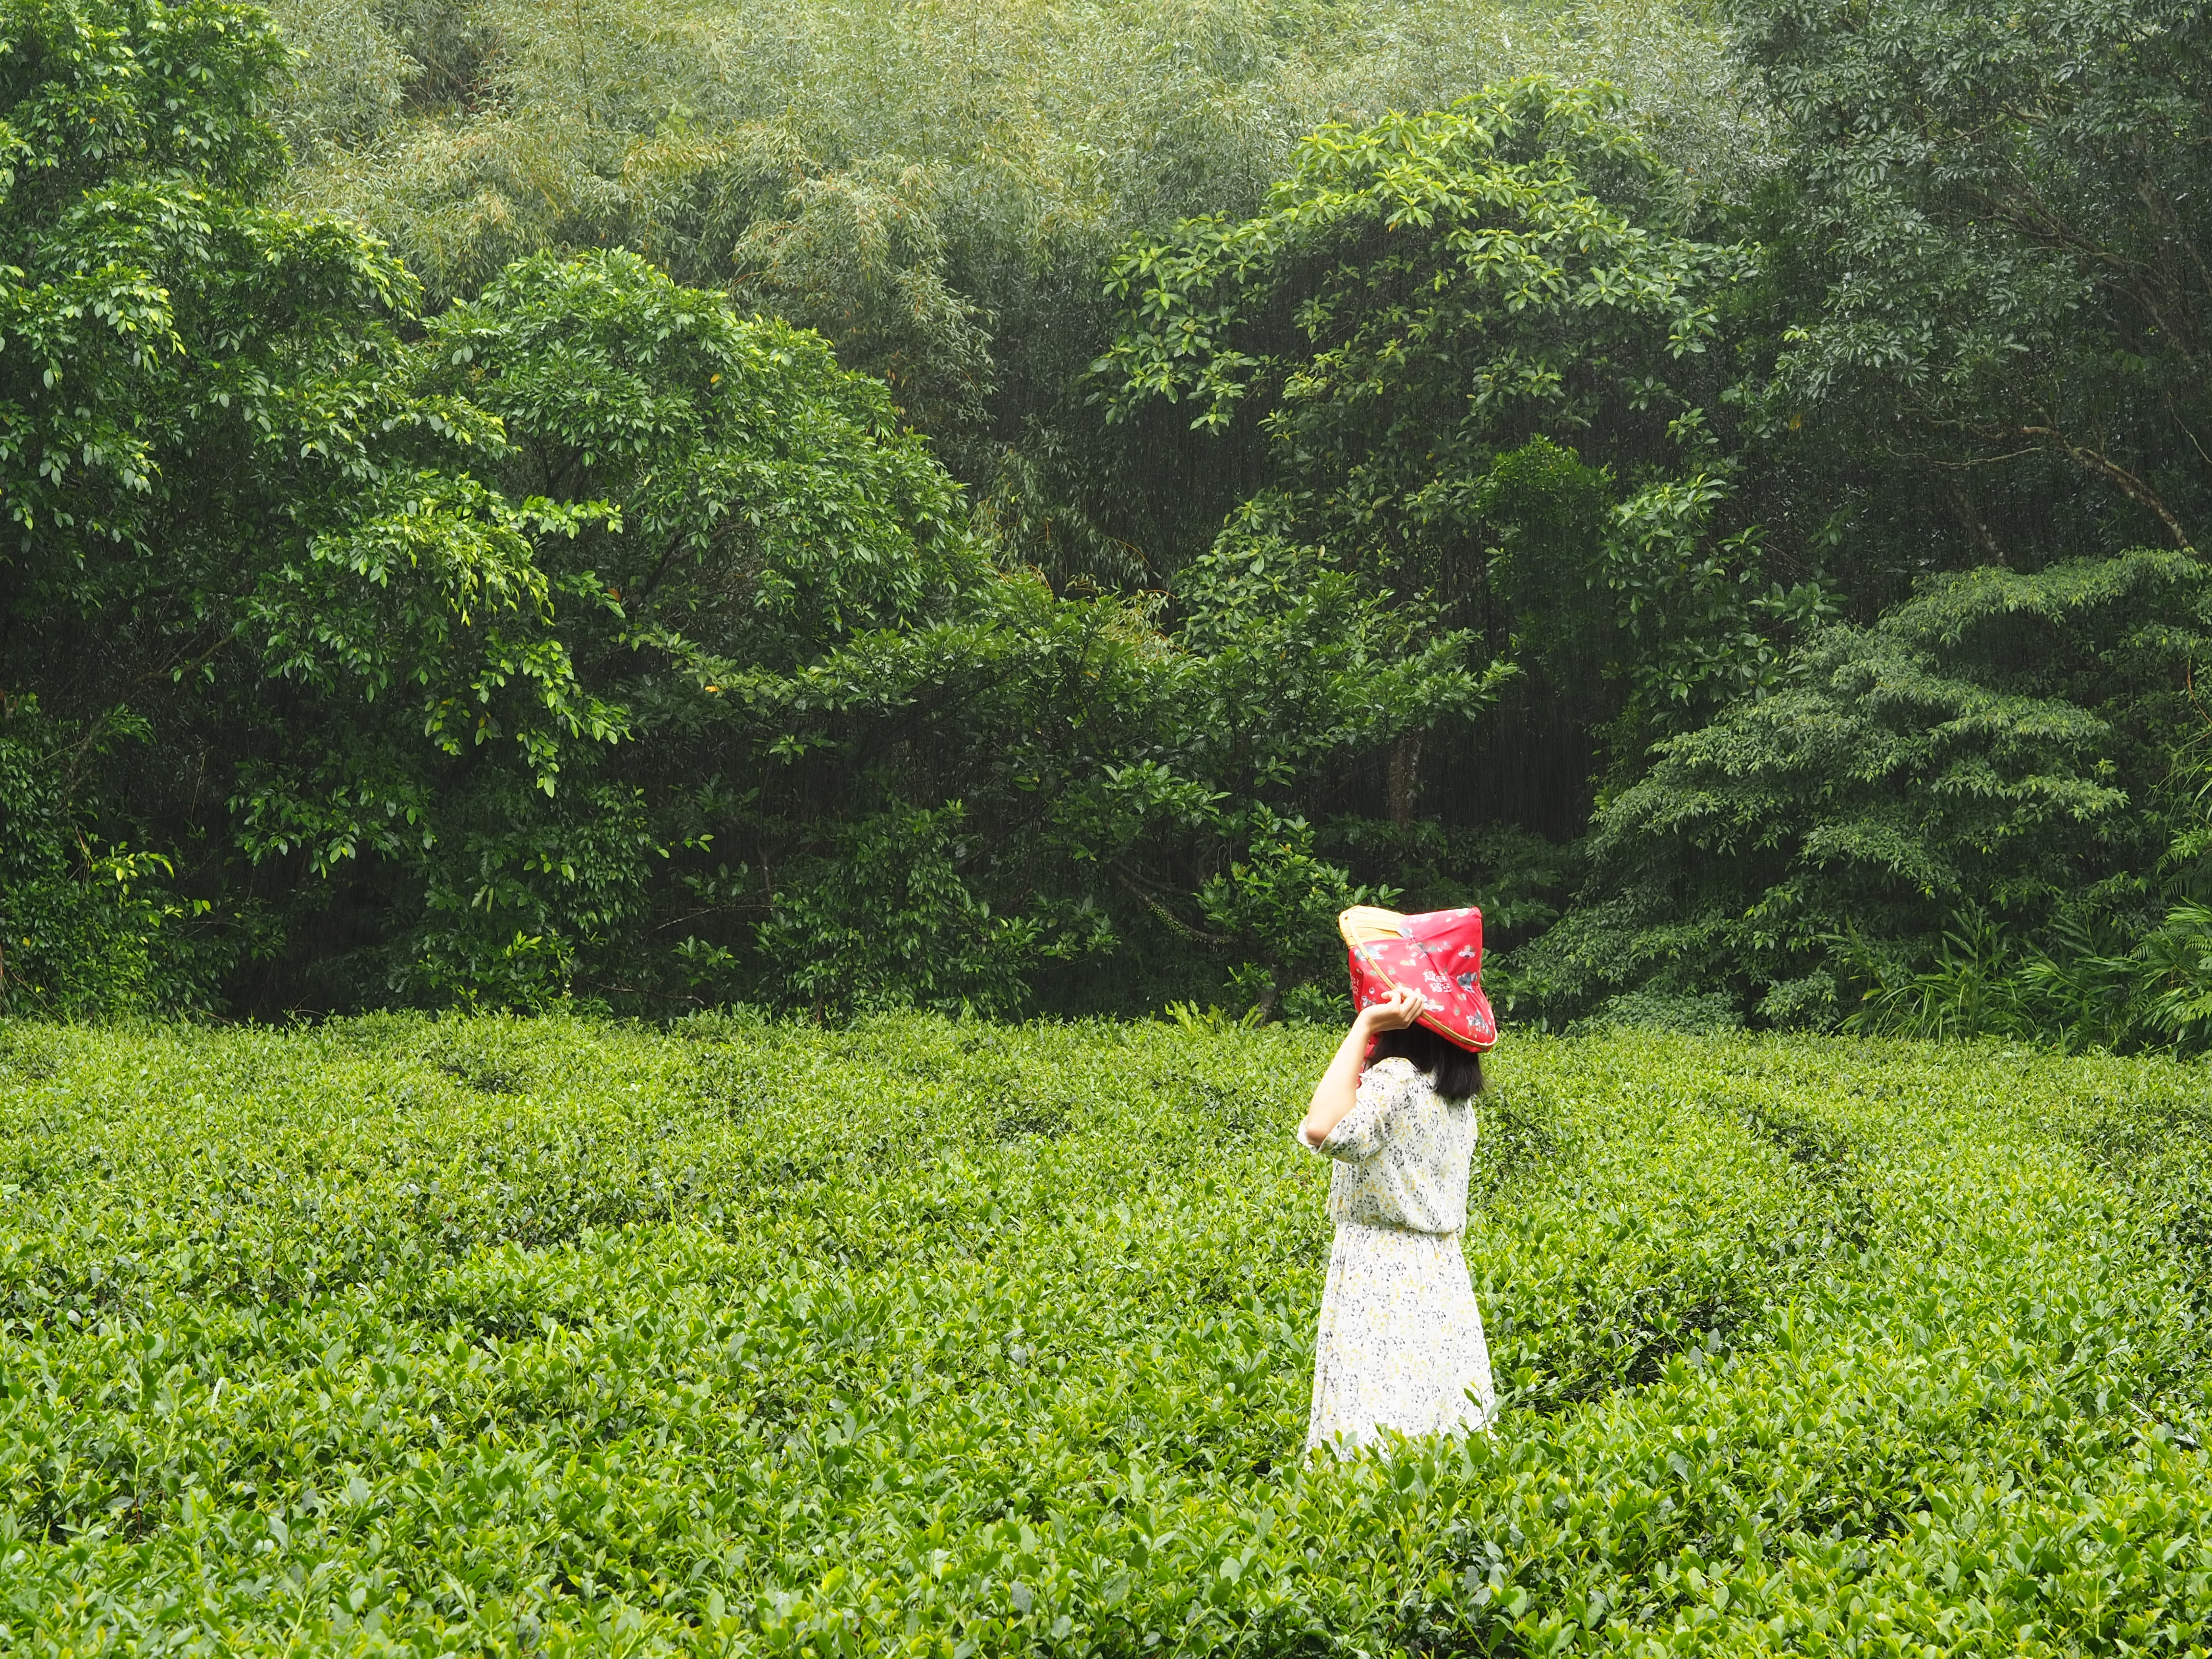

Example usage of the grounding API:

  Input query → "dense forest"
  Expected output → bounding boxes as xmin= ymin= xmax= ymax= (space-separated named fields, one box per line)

xmin=5 ymin=0 xmax=2211 ymax=1046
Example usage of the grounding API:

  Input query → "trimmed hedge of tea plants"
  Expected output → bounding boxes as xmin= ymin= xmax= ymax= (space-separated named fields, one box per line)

xmin=3 ymin=1014 xmax=2212 ymax=1654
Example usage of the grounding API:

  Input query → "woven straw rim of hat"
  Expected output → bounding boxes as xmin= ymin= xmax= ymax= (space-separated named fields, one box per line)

xmin=1338 ymin=905 xmax=1414 ymax=950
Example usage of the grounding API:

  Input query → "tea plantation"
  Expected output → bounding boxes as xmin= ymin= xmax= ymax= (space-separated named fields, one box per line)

xmin=4 ymin=1016 xmax=2212 ymax=1655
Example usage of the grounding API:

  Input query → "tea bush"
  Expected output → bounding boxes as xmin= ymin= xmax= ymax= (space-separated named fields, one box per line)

xmin=3 ymin=1016 xmax=2212 ymax=1654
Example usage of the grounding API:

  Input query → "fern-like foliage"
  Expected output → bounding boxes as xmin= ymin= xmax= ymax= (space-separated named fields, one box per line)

xmin=1515 ymin=552 xmax=2212 ymax=1041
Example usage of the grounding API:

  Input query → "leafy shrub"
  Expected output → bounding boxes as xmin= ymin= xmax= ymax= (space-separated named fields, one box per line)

xmin=0 ymin=698 xmax=228 ymax=1017
xmin=754 ymin=805 xmax=1037 ymax=1019
xmin=5 ymin=1017 xmax=2212 ymax=1652
xmin=1569 ymin=988 xmax=1742 ymax=1035
xmin=1525 ymin=553 xmax=2212 ymax=1033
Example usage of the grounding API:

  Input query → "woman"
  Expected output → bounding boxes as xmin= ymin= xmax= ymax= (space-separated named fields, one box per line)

xmin=1298 ymin=905 xmax=1498 ymax=1456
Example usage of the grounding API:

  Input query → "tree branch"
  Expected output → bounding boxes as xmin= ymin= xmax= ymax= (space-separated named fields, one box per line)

xmin=1942 ymin=479 xmax=2006 ymax=565
xmin=1110 ymin=863 xmax=1228 ymax=944
xmin=2015 ymin=426 xmax=2197 ymax=554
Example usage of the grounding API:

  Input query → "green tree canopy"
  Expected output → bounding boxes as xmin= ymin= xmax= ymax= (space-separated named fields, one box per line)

xmin=1 ymin=0 xmax=616 ymax=1007
xmin=1524 ymin=553 xmax=2212 ymax=1036
xmin=1738 ymin=0 xmax=2212 ymax=573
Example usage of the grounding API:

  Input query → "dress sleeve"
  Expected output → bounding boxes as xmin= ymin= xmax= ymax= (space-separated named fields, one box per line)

xmin=1311 ymin=1058 xmax=1419 ymax=1163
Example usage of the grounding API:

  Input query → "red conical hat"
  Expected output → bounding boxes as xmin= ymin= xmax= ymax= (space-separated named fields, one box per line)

xmin=1339 ymin=904 xmax=1497 ymax=1052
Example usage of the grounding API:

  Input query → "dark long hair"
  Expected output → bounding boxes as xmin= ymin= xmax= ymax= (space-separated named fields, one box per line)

xmin=1368 ymin=1022 xmax=1485 ymax=1102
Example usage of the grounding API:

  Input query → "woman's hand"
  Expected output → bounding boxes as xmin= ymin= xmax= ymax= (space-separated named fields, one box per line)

xmin=1300 ymin=985 xmax=1429 ymax=1148
xmin=1358 ymin=985 xmax=1426 ymax=1034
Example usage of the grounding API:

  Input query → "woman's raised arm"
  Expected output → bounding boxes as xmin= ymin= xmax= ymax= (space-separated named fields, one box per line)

xmin=1299 ymin=985 xmax=1423 ymax=1147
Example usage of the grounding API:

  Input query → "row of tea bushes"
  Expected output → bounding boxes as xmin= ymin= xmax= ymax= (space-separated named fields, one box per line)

xmin=1 ymin=1015 xmax=2209 ymax=1653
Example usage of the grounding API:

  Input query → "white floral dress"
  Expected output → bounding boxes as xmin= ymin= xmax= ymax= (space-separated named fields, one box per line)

xmin=1302 ymin=1055 xmax=1495 ymax=1457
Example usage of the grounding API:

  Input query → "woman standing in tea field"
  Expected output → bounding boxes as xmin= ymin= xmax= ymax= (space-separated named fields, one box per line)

xmin=1298 ymin=905 xmax=1498 ymax=1455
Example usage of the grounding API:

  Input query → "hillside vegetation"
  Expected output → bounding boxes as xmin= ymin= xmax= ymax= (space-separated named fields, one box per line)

xmin=5 ymin=0 xmax=2212 ymax=1049
xmin=5 ymin=1017 xmax=2212 ymax=1652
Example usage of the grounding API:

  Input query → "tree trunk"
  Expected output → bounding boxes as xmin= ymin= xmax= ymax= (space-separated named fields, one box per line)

xmin=1388 ymin=732 xmax=1423 ymax=828
xmin=1943 ymin=479 xmax=2006 ymax=565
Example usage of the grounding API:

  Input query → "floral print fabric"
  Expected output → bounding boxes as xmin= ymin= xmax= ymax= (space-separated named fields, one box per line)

xmin=1303 ymin=1057 xmax=1495 ymax=1456
xmin=1311 ymin=1056 xmax=1475 ymax=1232
xmin=1305 ymin=1223 xmax=1495 ymax=1456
